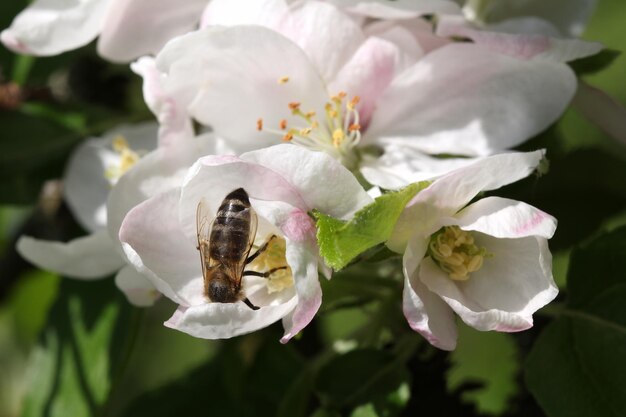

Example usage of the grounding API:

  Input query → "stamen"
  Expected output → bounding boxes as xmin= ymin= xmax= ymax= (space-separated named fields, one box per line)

xmin=256 ymin=118 xmax=263 ymax=131
xmin=278 ymin=76 xmax=290 ymax=84
xmin=428 ymin=226 xmax=490 ymax=281
xmin=279 ymin=119 xmax=288 ymax=130
xmin=247 ymin=236 xmax=294 ymax=294
xmin=282 ymin=132 xmax=293 ymax=141
xmin=288 ymin=102 xmax=301 ymax=112
xmin=104 ymin=135 xmax=141 ymax=184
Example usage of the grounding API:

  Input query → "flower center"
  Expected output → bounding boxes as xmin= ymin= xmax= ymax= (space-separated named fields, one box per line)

xmin=427 ymin=226 xmax=490 ymax=281
xmin=104 ymin=135 xmax=141 ymax=184
xmin=248 ymin=235 xmax=294 ymax=293
xmin=257 ymin=88 xmax=362 ymax=169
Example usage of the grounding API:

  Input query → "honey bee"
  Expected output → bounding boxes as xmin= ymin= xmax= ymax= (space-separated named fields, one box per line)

xmin=196 ymin=188 xmax=286 ymax=310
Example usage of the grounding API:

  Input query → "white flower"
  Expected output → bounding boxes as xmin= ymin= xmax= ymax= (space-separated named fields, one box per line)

xmin=154 ymin=0 xmax=577 ymax=187
xmin=119 ymin=144 xmax=372 ymax=341
xmin=388 ymin=151 xmax=558 ymax=350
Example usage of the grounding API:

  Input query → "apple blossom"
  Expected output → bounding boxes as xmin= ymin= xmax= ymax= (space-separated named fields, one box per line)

xmin=1 ymin=0 xmax=207 ymax=62
xmin=154 ymin=2 xmax=577 ymax=187
xmin=119 ymin=144 xmax=372 ymax=341
xmin=387 ymin=151 xmax=558 ymax=350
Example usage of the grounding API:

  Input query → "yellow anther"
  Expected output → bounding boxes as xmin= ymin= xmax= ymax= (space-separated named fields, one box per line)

xmin=305 ymin=111 xmax=316 ymax=118
xmin=329 ymin=109 xmax=338 ymax=118
xmin=428 ymin=226 xmax=490 ymax=281
xmin=105 ymin=135 xmax=140 ymax=183
xmin=288 ymin=102 xmax=301 ymax=111
xmin=348 ymin=123 xmax=361 ymax=132
xmin=347 ymin=96 xmax=360 ymax=110
xmin=299 ymin=127 xmax=312 ymax=136
xmin=279 ymin=119 xmax=288 ymax=130
xmin=278 ymin=76 xmax=290 ymax=84
xmin=256 ymin=118 xmax=264 ymax=131
xmin=283 ymin=132 xmax=293 ymax=141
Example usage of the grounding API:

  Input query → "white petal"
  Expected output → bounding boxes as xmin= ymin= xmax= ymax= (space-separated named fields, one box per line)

xmin=437 ymin=15 xmax=603 ymax=62
xmin=241 ymin=145 xmax=372 ymax=219
xmin=388 ymin=151 xmax=545 ymax=251
xmin=130 ymin=57 xmax=194 ymax=147
xmin=280 ymin=241 xmax=322 ymax=342
xmin=279 ymin=1 xmax=365 ymax=82
xmin=420 ymin=235 xmax=558 ymax=332
xmin=365 ymin=43 xmax=577 ymax=156
xmin=328 ymin=36 xmax=404 ymax=125
xmin=402 ymin=234 xmax=457 ymax=350
xmin=17 ymin=230 xmax=124 ymax=279
xmin=331 ymin=0 xmax=461 ymax=19
xmin=165 ymin=296 xmax=298 ymax=339
xmin=156 ymin=25 xmax=328 ymax=148
xmin=360 ymin=144 xmax=484 ymax=189
xmin=119 ymin=188 xmax=204 ymax=306
xmin=1 ymin=0 xmax=110 ymax=56
xmin=97 ymin=0 xmax=206 ymax=62
xmin=114 ymin=265 xmax=160 ymax=307
xmin=200 ymin=0 xmax=288 ymax=28
xmin=178 ymin=153 xmax=308 ymax=243
xmin=451 ymin=197 xmax=557 ymax=239
xmin=64 ymin=122 xmax=158 ymax=233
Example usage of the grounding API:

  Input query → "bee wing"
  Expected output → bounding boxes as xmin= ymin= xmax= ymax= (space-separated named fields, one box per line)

xmin=196 ymin=199 xmax=215 ymax=282
xmin=235 ymin=205 xmax=258 ymax=284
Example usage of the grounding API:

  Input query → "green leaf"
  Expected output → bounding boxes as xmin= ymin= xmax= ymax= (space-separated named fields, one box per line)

xmin=447 ymin=324 xmax=519 ymax=415
xmin=570 ymin=49 xmax=621 ymax=76
xmin=313 ymin=182 xmax=428 ymax=270
xmin=315 ymin=346 xmax=412 ymax=410
xmin=21 ymin=278 xmax=131 ymax=417
xmin=525 ymin=226 xmax=626 ymax=417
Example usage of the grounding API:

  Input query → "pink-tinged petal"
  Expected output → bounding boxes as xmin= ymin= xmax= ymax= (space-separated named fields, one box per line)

xmin=1 ymin=0 xmax=110 ymax=56
xmin=481 ymin=0 xmax=597 ymax=38
xmin=420 ymin=235 xmax=558 ymax=332
xmin=365 ymin=43 xmax=576 ymax=156
xmin=65 ymin=122 xmax=158 ymax=233
xmin=360 ymin=144 xmax=484 ymax=189
xmin=165 ymin=297 xmax=298 ymax=339
xmin=329 ymin=36 xmax=403 ymax=125
xmin=280 ymin=241 xmax=322 ymax=343
xmin=437 ymin=15 xmax=603 ymax=62
xmin=16 ymin=231 xmax=124 ymax=279
xmin=200 ymin=0 xmax=288 ymax=28
xmin=119 ymin=188 xmax=204 ymax=306
xmin=114 ymin=265 xmax=160 ymax=307
xmin=178 ymin=153 xmax=308 ymax=242
xmin=241 ymin=145 xmax=372 ymax=219
xmin=450 ymin=197 xmax=556 ymax=239
xmin=97 ymin=0 xmax=206 ymax=62
xmin=332 ymin=0 xmax=461 ymax=19
xmin=156 ymin=26 xmax=328 ymax=149
xmin=363 ymin=21 xmax=424 ymax=65
xmin=279 ymin=1 xmax=365 ymax=82
xmin=130 ymin=57 xmax=194 ymax=147
xmin=402 ymin=234 xmax=457 ymax=350
xmin=573 ymin=81 xmax=626 ymax=147
xmin=388 ymin=151 xmax=544 ymax=251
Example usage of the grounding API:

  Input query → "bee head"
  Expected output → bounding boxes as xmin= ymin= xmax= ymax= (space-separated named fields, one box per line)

xmin=207 ymin=269 xmax=241 ymax=303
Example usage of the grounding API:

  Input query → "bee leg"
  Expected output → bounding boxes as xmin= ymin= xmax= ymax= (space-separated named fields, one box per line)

xmin=245 ymin=234 xmax=278 ymax=265
xmin=243 ymin=298 xmax=260 ymax=310
xmin=243 ymin=266 xmax=287 ymax=278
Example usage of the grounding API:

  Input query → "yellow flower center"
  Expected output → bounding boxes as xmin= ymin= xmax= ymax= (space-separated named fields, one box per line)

xmin=428 ymin=226 xmax=490 ymax=281
xmin=248 ymin=235 xmax=294 ymax=293
xmin=104 ymin=135 xmax=141 ymax=184
xmin=257 ymin=86 xmax=362 ymax=169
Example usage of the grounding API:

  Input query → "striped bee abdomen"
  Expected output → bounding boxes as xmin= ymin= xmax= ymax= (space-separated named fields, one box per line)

xmin=209 ymin=188 xmax=253 ymax=262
